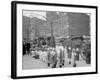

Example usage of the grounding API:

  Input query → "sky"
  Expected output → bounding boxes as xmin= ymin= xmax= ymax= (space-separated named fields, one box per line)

xmin=23 ymin=10 xmax=47 ymax=20
xmin=23 ymin=10 xmax=90 ymax=21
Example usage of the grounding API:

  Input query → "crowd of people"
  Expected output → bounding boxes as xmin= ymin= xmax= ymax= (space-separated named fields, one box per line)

xmin=23 ymin=37 xmax=91 ymax=68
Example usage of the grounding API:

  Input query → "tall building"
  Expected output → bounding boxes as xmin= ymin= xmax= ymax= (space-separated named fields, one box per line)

xmin=46 ymin=11 xmax=69 ymax=38
xmin=23 ymin=12 xmax=90 ymax=41
xmin=67 ymin=13 xmax=90 ymax=36
xmin=23 ymin=16 xmax=46 ymax=41
xmin=22 ymin=16 xmax=30 ymax=41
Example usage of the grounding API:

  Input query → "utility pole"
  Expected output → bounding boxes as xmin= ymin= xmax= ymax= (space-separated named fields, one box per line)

xmin=50 ymin=21 xmax=55 ymax=47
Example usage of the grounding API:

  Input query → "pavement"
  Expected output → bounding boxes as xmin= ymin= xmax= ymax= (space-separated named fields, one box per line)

xmin=22 ymin=54 xmax=90 ymax=70
xmin=22 ymin=55 xmax=50 ymax=69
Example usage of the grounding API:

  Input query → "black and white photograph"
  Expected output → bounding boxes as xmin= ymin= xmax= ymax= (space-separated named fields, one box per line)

xmin=22 ymin=10 xmax=91 ymax=69
xmin=11 ymin=1 xmax=97 ymax=79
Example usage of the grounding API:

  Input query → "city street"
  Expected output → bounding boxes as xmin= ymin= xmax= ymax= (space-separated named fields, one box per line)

xmin=22 ymin=53 xmax=90 ymax=70
xmin=22 ymin=10 xmax=91 ymax=70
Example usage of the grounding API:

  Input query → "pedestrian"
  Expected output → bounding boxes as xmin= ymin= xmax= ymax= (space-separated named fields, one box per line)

xmin=47 ymin=49 xmax=51 ymax=67
xmin=59 ymin=49 xmax=65 ymax=68
xmin=23 ymin=41 xmax=26 ymax=55
xmin=72 ymin=48 xmax=77 ymax=67
xmin=85 ymin=44 xmax=91 ymax=64
xmin=75 ymin=48 xmax=80 ymax=61
xmin=51 ymin=49 xmax=58 ymax=68
xmin=26 ymin=41 xmax=31 ymax=55
xmin=67 ymin=46 xmax=72 ymax=64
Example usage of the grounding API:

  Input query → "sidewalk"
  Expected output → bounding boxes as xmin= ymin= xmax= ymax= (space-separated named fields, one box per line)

xmin=22 ymin=55 xmax=50 ymax=69
xmin=22 ymin=54 xmax=90 ymax=70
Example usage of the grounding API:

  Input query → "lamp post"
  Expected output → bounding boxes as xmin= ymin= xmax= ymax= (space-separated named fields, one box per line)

xmin=50 ymin=21 xmax=55 ymax=47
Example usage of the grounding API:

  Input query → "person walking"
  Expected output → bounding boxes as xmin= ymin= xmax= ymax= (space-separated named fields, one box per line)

xmin=59 ymin=49 xmax=65 ymax=68
xmin=67 ymin=46 xmax=72 ymax=64
xmin=23 ymin=41 xmax=26 ymax=55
